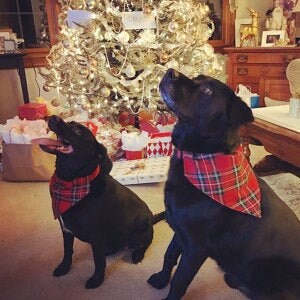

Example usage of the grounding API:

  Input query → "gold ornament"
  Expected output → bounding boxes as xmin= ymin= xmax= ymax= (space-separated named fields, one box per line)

xmin=159 ymin=52 xmax=169 ymax=64
xmin=43 ymin=84 xmax=51 ymax=92
xmin=110 ymin=67 xmax=119 ymax=76
xmin=100 ymin=86 xmax=111 ymax=97
xmin=168 ymin=21 xmax=179 ymax=33
xmin=89 ymin=58 xmax=98 ymax=67
xmin=86 ymin=0 xmax=97 ymax=10
xmin=79 ymin=68 xmax=89 ymax=77
xmin=143 ymin=5 xmax=152 ymax=15
xmin=125 ymin=63 xmax=136 ymax=78
xmin=51 ymin=98 xmax=61 ymax=107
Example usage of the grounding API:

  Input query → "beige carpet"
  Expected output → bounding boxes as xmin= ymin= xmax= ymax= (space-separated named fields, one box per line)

xmin=0 ymin=172 xmax=299 ymax=300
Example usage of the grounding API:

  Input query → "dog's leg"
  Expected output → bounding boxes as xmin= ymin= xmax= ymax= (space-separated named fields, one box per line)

xmin=148 ymin=234 xmax=182 ymax=289
xmin=53 ymin=231 xmax=74 ymax=276
xmin=164 ymin=247 xmax=208 ymax=300
xmin=85 ymin=239 xmax=106 ymax=289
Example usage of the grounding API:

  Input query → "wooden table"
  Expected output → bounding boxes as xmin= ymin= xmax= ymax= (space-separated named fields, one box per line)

xmin=243 ymin=118 xmax=300 ymax=168
xmin=0 ymin=52 xmax=29 ymax=103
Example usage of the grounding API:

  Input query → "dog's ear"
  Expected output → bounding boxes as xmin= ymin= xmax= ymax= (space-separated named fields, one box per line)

xmin=95 ymin=142 xmax=113 ymax=175
xmin=230 ymin=96 xmax=254 ymax=126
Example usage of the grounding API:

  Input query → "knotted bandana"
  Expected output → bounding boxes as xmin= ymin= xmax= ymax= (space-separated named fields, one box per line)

xmin=50 ymin=166 xmax=100 ymax=219
xmin=177 ymin=147 xmax=261 ymax=218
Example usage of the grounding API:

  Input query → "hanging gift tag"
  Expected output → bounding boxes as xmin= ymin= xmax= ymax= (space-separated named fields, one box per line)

xmin=122 ymin=11 xmax=156 ymax=30
xmin=67 ymin=10 xmax=94 ymax=28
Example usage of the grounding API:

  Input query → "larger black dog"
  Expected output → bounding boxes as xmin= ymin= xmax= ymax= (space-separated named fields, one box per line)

xmin=148 ymin=69 xmax=300 ymax=299
xmin=33 ymin=115 xmax=164 ymax=289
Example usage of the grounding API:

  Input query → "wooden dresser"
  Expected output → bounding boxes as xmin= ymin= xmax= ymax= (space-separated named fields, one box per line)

xmin=224 ymin=47 xmax=300 ymax=106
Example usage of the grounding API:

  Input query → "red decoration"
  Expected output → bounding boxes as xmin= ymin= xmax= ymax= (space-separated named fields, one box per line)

xmin=18 ymin=103 xmax=47 ymax=120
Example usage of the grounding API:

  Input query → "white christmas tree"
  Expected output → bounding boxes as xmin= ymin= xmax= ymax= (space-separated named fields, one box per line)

xmin=40 ymin=0 xmax=225 ymax=119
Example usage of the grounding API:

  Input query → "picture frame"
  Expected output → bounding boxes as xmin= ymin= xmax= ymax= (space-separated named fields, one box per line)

xmin=4 ymin=39 xmax=16 ymax=54
xmin=235 ymin=18 xmax=252 ymax=47
xmin=0 ymin=36 xmax=5 ymax=53
xmin=0 ymin=28 xmax=12 ymax=40
xmin=261 ymin=30 xmax=286 ymax=47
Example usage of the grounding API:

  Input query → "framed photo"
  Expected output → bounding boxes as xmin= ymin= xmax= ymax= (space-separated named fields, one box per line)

xmin=261 ymin=30 xmax=286 ymax=47
xmin=4 ymin=39 xmax=16 ymax=54
xmin=0 ymin=28 xmax=12 ymax=40
xmin=0 ymin=36 xmax=5 ymax=53
xmin=235 ymin=18 xmax=252 ymax=47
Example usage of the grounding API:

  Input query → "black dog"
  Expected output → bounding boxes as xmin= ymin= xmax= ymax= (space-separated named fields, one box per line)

xmin=148 ymin=69 xmax=300 ymax=299
xmin=33 ymin=115 xmax=164 ymax=289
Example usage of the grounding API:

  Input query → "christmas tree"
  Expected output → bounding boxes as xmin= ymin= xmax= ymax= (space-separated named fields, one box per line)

xmin=40 ymin=0 xmax=225 ymax=119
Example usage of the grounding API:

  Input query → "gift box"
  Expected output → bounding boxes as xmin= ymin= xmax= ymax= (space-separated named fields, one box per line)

xmin=18 ymin=103 xmax=47 ymax=120
xmin=146 ymin=132 xmax=174 ymax=158
xmin=110 ymin=156 xmax=170 ymax=185
xmin=125 ymin=149 xmax=146 ymax=160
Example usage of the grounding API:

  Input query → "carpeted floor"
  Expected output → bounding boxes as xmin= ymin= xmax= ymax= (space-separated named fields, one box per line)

xmin=0 ymin=146 xmax=299 ymax=300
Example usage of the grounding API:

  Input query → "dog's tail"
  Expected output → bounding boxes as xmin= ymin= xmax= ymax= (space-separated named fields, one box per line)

xmin=152 ymin=211 xmax=166 ymax=224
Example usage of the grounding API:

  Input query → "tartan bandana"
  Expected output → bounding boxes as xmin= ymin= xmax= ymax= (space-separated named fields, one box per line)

xmin=177 ymin=146 xmax=261 ymax=218
xmin=50 ymin=166 xmax=100 ymax=219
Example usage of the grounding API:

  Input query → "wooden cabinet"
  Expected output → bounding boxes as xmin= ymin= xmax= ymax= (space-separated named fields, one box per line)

xmin=224 ymin=47 xmax=300 ymax=106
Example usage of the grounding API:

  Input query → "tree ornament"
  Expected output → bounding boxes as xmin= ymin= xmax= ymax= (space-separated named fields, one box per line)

xmin=168 ymin=21 xmax=179 ymax=33
xmin=51 ymin=98 xmax=61 ymax=107
xmin=125 ymin=63 xmax=136 ymax=78
xmin=117 ymin=31 xmax=130 ymax=43
xmin=159 ymin=52 xmax=169 ymax=64
xmin=100 ymin=86 xmax=111 ymax=97
xmin=43 ymin=84 xmax=51 ymax=92
xmin=143 ymin=4 xmax=152 ymax=15
xmin=79 ymin=68 xmax=90 ymax=77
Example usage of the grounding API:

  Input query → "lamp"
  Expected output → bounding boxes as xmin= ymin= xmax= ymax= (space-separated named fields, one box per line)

xmin=286 ymin=58 xmax=300 ymax=118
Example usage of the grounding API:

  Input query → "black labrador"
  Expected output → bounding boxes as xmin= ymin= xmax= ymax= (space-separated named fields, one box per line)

xmin=148 ymin=69 xmax=300 ymax=300
xmin=33 ymin=115 xmax=164 ymax=289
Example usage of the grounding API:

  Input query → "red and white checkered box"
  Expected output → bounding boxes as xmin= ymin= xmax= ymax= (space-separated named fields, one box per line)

xmin=146 ymin=132 xmax=173 ymax=158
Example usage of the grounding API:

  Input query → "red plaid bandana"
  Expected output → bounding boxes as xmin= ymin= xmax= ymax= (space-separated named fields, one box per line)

xmin=50 ymin=166 xmax=100 ymax=219
xmin=177 ymin=146 xmax=261 ymax=218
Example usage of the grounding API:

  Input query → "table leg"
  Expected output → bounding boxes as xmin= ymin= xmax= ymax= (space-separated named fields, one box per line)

xmin=17 ymin=57 xmax=30 ymax=104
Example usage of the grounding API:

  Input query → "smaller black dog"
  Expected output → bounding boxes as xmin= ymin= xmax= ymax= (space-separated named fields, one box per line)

xmin=148 ymin=69 xmax=300 ymax=300
xmin=33 ymin=115 xmax=164 ymax=289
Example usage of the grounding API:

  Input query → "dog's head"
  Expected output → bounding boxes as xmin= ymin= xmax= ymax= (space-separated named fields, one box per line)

xmin=159 ymin=68 xmax=254 ymax=154
xmin=33 ymin=115 xmax=112 ymax=180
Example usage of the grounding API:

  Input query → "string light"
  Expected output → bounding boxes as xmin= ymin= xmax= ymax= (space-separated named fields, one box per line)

xmin=39 ymin=0 xmax=225 ymax=119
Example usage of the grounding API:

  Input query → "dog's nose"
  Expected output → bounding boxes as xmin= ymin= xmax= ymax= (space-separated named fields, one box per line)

xmin=48 ymin=115 xmax=62 ymax=130
xmin=167 ymin=68 xmax=179 ymax=79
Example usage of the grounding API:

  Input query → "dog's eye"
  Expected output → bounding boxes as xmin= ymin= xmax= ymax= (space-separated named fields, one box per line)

xmin=201 ymin=86 xmax=212 ymax=96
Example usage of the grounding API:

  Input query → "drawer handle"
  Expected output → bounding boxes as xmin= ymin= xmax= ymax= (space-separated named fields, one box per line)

xmin=237 ymin=54 xmax=248 ymax=63
xmin=285 ymin=54 xmax=295 ymax=63
xmin=237 ymin=67 xmax=248 ymax=75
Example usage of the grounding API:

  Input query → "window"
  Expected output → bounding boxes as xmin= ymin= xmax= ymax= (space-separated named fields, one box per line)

xmin=0 ymin=0 xmax=50 ymax=48
xmin=0 ymin=0 xmax=59 ymax=67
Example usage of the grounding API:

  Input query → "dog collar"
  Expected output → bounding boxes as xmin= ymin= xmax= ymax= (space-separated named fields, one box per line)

xmin=176 ymin=147 xmax=261 ymax=218
xmin=50 ymin=166 xmax=100 ymax=219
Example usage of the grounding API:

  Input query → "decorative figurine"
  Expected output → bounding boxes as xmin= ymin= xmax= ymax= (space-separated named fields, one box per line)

xmin=240 ymin=8 xmax=259 ymax=47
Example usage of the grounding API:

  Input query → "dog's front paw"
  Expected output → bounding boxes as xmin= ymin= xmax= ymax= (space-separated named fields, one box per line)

xmin=131 ymin=249 xmax=146 ymax=264
xmin=148 ymin=272 xmax=170 ymax=289
xmin=85 ymin=273 xmax=104 ymax=289
xmin=53 ymin=261 xmax=72 ymax=277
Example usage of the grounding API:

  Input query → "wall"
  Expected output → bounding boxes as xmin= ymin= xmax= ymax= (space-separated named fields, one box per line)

xmin=0 ymin=68 xmax=58 ymax=124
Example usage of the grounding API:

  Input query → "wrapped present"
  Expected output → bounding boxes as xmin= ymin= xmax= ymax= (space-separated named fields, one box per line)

xmin=110 ymin=156 xmax=170 ymax=185
xmin=146 ymin=132 xmax=174 ymax=158
xmin=18 ymin=103 xmax=47 ymax=120
xmin=121 ymin=130 xmax=149 ymax=160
